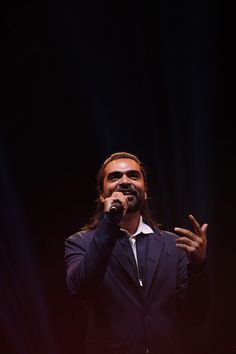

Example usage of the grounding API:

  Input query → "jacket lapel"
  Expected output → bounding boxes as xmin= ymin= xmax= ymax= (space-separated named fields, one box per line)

xmin=111 ymin=236 xmax=138 ymax=286
xmin=145 ymin=230 xmax=165 ymax=296
xmin=111 ymin=230 xmax=166 ymax=297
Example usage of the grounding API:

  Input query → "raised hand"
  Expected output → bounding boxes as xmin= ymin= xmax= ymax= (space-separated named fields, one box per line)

xmin=175 ymin=214 xmax=208 ymax=264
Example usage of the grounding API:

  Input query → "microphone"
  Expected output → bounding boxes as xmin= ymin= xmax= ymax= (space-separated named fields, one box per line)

xmin=110 ymin=200 xmax=123 ymax=215
xmin=104 ymin=200 xmax=124 ymax=224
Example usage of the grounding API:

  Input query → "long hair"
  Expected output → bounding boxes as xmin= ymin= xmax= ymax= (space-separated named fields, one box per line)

xmin=81 ymin=152 xmax=160 ymax=231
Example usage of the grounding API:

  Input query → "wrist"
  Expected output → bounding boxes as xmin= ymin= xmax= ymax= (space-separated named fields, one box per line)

xmin=103 ymin=211 xmax=123 ymax=224
xmin=188 ymin=258 xmax=208 ymax=274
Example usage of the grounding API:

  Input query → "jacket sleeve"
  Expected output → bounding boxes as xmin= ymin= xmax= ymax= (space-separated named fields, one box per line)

xmin=64 ymin=217 xmax=121 ymax=297
xmin=176 ymin=250 xmax=210 ymax=326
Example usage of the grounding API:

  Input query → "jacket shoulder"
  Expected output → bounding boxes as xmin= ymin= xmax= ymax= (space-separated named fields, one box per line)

xmin=65 ymin=229 xmax=95 ymax=248
xmin=155 ymin=229 xmax=186 ymax=257
xmin=160 ymin=229 xmax=178 ymax=238
xmin=156 ymin=228 xmax=178 ymax=240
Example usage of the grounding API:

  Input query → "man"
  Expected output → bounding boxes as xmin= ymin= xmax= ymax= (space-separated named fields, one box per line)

xmin=64 ymin=152 xmax=209 ymax=354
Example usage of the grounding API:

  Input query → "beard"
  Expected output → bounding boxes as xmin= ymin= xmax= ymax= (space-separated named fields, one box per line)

xmin=121 ymin=192 xmax=144 ymax=213
xmin=109 ymin=185 xmax=146 ymax=214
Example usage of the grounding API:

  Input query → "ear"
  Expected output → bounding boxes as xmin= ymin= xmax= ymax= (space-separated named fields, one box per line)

xmin=144 ymin=191 xmax=148 ymax=200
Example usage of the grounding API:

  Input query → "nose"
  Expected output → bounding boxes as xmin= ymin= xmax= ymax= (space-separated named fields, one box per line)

xmin=118 ymin=174 xmax=131 ymax=187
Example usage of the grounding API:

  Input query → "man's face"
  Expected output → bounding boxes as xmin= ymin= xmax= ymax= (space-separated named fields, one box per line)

xmin=101 ymin=158 xmax=147 ymax=213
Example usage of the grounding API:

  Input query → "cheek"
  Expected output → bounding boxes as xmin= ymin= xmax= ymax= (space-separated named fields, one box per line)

xmin=102 ymin=185 xmax=116 ymax=198
xmin=136 ymin=182 xmax=146 ymax=193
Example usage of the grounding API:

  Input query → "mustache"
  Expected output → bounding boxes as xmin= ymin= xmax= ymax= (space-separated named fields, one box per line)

xmin=115 ymin=185 xmax=138 ymax=196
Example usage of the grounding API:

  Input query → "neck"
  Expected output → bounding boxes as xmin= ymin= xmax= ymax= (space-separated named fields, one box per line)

xmin=119 ymin=212 xmax=141 ymax=235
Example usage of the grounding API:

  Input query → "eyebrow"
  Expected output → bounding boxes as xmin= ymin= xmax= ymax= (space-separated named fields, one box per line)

xmin=106 ymin=170 xmax=142 ymax=179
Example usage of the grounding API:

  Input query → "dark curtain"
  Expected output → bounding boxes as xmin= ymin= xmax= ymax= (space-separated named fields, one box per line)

xmin=1 ymin=1 xmax=235 ymax=354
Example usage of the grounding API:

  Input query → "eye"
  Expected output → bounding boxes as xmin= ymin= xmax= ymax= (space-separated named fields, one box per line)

xmin=110 ymin=176 xmax=118 ymax=181
xmin=107 ymin=172 xmax=122 ymax=181
xmin=127 ymin=171 xmax=141 ymax=180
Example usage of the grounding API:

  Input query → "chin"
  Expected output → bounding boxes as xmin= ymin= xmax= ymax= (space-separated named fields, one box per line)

xmin=128 ymin=199 xmax=146 ymax=213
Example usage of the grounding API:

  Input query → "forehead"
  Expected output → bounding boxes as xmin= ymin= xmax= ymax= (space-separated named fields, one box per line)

xmin=104 ymin=158 xmax=141 ymax=175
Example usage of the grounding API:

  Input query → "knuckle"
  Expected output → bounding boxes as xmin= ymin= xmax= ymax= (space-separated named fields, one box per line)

xmin=198 ymin=239 xmax=203 ymax=246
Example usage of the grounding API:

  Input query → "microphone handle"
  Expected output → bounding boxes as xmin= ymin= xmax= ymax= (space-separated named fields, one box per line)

xmin=110 ymin=201 xmax=123 ymax=214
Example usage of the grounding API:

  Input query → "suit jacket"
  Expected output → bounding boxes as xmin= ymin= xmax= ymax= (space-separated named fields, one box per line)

xmin=64 ymin=217 xmax=209 ymax=354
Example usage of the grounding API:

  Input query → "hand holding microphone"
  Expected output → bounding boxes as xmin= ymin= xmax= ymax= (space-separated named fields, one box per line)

xmin=102 ymin=192 xmax=128 ymax=223
xmin=110 ymin=200 xmax=123 ymax=214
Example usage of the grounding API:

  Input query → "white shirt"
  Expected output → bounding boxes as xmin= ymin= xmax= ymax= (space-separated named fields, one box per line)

xmin=121 ymin=216 xmax=154 ymax=266
xmin=122 ymin=217 xmax=154 ymax=353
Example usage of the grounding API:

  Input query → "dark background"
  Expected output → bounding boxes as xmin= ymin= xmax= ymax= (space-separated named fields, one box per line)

xmin=1 ymin=1 xmax=235 ymax=354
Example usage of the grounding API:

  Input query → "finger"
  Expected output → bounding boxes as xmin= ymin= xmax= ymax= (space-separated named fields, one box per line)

xmin=176 ymin=237 xmax=198 ymax=247
xmin=189 ymin=214 xmax=202 ymax=235
xmin=189 ymin=214 xmax=208 ymax=239
xmin=111 ymin=192 xmax=128 ymax=204
xmin=175 ymin=243 xmax=196 ymax=253
xmin=201 ymin=223 xmax=208 ymax=236
xmin=112 ymin=191 xmax=125 ymax=199
xmin=174 ymin=227 xmax=197 ymax=241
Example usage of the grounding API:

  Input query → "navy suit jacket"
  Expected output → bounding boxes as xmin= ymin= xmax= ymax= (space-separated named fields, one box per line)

xmin=65 ymin=217 xmax=209 ymax=354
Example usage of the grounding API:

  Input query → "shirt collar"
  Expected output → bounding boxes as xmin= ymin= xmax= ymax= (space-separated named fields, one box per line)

xmin=121 ymin=216 xmax=154 ymax=237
